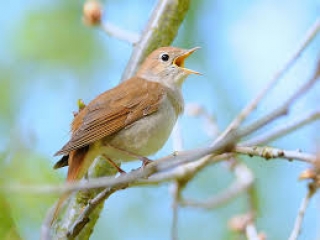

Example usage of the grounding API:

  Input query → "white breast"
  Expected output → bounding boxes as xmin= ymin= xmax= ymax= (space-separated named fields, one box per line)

xmin=98 ymin=92 xmax=182 ymax=161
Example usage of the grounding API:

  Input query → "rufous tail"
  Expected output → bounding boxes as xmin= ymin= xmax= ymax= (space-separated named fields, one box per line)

xmin=51 ymin=147 xmax=89 ymax=225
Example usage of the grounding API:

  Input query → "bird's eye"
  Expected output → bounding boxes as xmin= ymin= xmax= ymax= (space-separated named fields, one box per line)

xmin=161 ymin=53 xmax=169 ymax=62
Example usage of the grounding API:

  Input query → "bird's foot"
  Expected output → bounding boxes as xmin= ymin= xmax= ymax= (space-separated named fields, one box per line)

xmin=140 ymin=157 xmax=153 ymax=168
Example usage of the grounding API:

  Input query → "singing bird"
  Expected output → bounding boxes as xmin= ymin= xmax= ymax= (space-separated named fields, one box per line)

xmin=52 ymin=46 xmax=200 ymax=221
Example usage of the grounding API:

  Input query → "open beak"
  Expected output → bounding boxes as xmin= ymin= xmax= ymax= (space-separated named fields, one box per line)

xmin=173 ymin=47 xmax=201 ymax=75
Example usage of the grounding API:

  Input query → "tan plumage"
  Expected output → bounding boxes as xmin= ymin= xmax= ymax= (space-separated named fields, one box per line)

xmin=55 ymin=78 xmax=166 ymax=156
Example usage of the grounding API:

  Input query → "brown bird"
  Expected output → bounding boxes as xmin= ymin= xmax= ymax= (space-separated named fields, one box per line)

xmin=52 ymin=46 xmax=199 ymax=222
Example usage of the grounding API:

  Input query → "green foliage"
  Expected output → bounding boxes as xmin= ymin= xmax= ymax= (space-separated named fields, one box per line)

xmin=0 ymin=148 xmax=60 ymax=235
xmin=13 ymin=1 xmax=102 ymax=71
xmin=0 ymin=70 xmax=14 ymax=124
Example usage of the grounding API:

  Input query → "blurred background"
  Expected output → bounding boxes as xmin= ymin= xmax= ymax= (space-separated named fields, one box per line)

xmin=1 ymin=0 xmax=320 ymax=239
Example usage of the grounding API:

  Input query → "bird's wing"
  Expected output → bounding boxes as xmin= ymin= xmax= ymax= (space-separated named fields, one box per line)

xmin=54 ymin=77 xmax=166 ymax=156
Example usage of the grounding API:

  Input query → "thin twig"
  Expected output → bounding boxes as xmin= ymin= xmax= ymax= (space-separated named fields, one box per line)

xmin=238 ymin=75 xmax=319 ymax=140
xmin=246 ymin=223 xmax=261 ymax=240
xmin=171 ymin=119 xmax=183 ymax=240
xmin=180 ymin=163 xmax=254 ymax=209
xmin=170 ymin=181 xmax=181 ymax=240
xmin=83 ymin=0 xmax=140 ymax=43
xmin=137 ymin=153 xmax=232 ymax=185
xmin=235 ymin=146 xmax=317 ymax=164
xmin=242 ymin=110 xmax=320 ymax=146
xmin=100 ymin=22 xmax=140 ymax=43
xmin=214 ymin=16 xmax=320 ymax=144
xmin=288 ymin=190 xmax=314 ymax=240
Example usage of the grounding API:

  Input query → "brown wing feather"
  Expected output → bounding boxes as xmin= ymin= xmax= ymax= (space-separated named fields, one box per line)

xmin=54 ymin=77 xmax=165 ymax=156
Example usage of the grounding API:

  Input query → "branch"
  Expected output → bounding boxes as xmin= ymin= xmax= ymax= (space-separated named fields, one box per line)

xmin=179 ymin=163 xmax=254 ymax=209
xmin=288 ymin=190 xmax=314 ymax=240
xmin=100 ymin=22 xmax=139 ymax=44
xmin=50 ymin=158 xmax=119 ymax=239
xmin=8 ymin=145 xmax=317 ymax=197
xmin=242 ymin=109 xmax=320 ymax=146
xmin=67 ymin=187 xmax=119 ymax=238
xmin=235 ymin=146 xmax=316 ymax=164
xmin=228 ymin=212 xmax=265 ymax=240
xmin=83 ymin=0 xmax=139 ymax=43
xmin=121 ymin=0 xmax=190 ymax=80
xmin=246 ymin=223 xmax=262 ymax=240
xmin=214 ymin=16 xmax=320 ymax=144
xmin=170 ymin=181 xmax=182 ymax=240
xmin=237 ymin=74 xmax=319 ymax=140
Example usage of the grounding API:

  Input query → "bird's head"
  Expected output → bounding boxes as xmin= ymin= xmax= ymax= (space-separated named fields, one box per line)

xmin=137 ymin=46 xmax=200 ymax=88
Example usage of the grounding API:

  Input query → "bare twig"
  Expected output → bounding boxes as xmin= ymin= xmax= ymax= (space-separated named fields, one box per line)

xmin=83 ymin=0 xmax=140 ymax=43
xmin=235 ymin=146 xmax=317 ymax=164
xmin=246 ymin=223 xmax=261 ymax=240
xmin=289 ymin=156 xmax=320 ymax=240
xmin=288 ymin=190 xmax=314 ymax=240
xmin=170 ymin=181 xmax=181 ymax=240
xmin=100 ymin=22 xmax=140 ymax=43
xmin=171 ymin=119 xmax=184 ymax=240
xmin=180 ymin=163 xmax=254 ymax=209
xmin=214 ymin=16 xmax=320 ymax=144
xmin=238 ymin=74 xmax=319 ymax=140
xmin=242 ymin=109 xmax=320 ymax=146
xmin=229 ymin=212 xmax=264 ymax=240
xmin=138 ymin=153 xmax=232 ymax=185
xmin=121 ymin=0 xmax=191 ymax=80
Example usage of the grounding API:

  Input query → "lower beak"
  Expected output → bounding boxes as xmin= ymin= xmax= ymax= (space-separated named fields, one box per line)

xmin=173 ymin=47 xmax=201 ymax=75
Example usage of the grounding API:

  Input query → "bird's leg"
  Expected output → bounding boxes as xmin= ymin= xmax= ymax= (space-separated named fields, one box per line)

xmin=107 ymin=144 xmax=153 ymax=167
xmin=102 ymin=154 xmax=126 ymax=174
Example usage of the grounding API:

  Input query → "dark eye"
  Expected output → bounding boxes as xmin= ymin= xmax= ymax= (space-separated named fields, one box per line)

xmin=161 ymin=53 xmax=169 ymax=62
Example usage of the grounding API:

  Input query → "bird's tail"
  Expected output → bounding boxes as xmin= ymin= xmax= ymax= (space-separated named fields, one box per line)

xmin=51 ymin=146 xmax=89 ymax=225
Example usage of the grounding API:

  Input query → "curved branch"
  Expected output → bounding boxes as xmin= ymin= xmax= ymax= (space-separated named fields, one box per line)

xmin=121 ymin=0 xmax=190 ymax=80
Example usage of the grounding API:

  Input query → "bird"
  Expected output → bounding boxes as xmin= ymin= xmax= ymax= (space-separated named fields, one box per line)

xmin=51 ymin=46 xmax=200 ymax=222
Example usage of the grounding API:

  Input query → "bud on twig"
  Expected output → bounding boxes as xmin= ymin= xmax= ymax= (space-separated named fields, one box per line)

xmin=83 ymin=0 xmax=103 ymax=26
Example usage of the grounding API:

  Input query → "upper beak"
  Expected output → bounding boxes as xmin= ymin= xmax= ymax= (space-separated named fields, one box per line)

xmin=173 ymin=47 xmax=201 ymax=75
